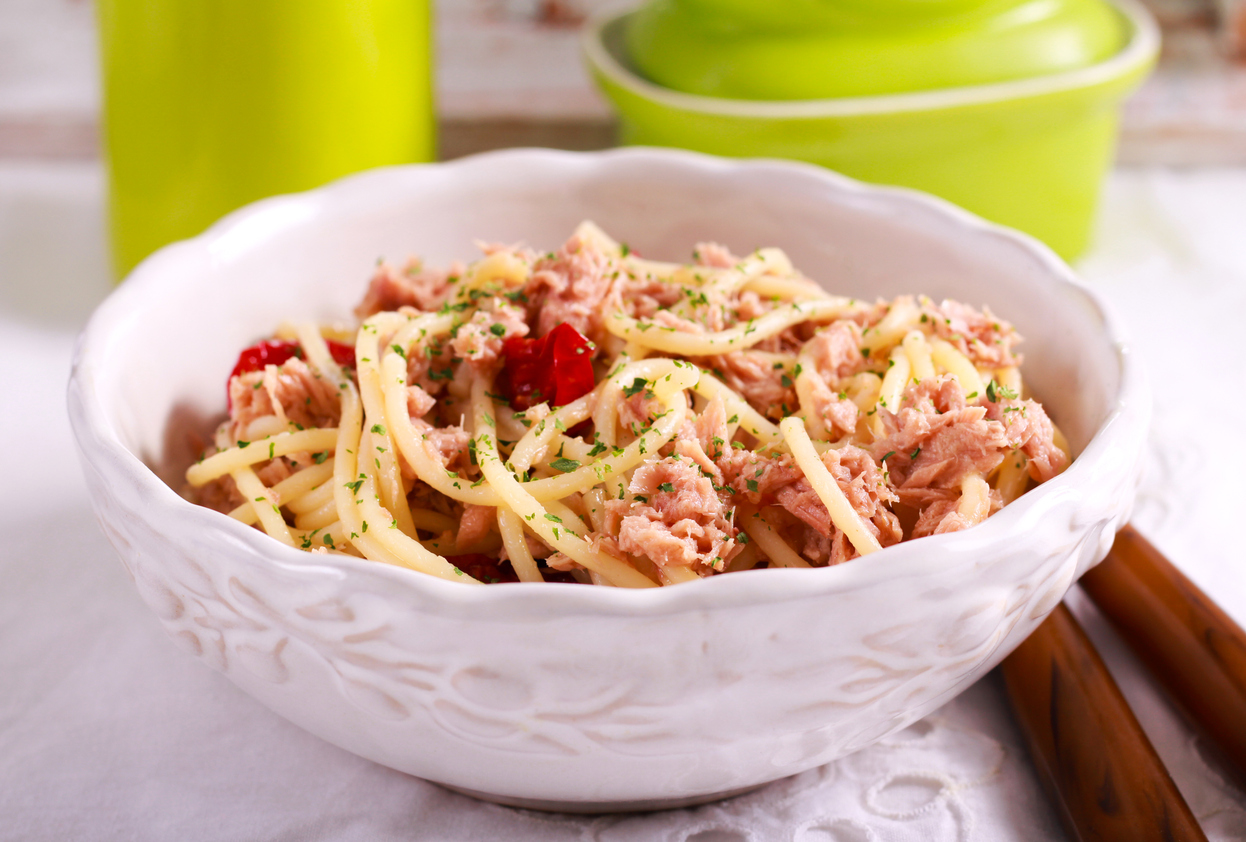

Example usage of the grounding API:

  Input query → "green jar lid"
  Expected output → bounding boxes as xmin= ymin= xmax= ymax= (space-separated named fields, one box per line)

xmin=624 ymin=0 xmax=1128 ymax=100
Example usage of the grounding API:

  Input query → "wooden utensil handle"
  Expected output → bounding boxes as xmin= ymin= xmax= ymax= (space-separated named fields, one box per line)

xmin=1081 ymin=524 xmax=1246 ymax=786
xmin=1001 ymin=603 xmax=1206 ymax=841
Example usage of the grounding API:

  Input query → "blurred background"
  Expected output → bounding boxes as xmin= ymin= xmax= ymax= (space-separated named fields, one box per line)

xmin=2 ymin=0 xmax=1244 ymax=328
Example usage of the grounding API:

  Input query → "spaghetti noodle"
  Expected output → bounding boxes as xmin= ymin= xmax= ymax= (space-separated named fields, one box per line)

xmin=186 ymin=222 xmax=1069 ymax=586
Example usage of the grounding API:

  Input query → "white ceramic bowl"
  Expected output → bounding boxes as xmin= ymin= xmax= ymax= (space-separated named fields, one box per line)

xmin=69 ymin=148 xmax=1148 ymax=812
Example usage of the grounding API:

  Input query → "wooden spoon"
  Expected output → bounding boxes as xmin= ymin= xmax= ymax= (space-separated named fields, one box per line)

xmin=1080 ymin=524 xmax=1246 ymax=788
xmin=1000 ymin=601 xmax=1207 ymax=841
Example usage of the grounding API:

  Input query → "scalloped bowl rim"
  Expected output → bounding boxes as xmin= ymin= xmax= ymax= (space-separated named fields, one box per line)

xmin=582 ymin=0 xmax=1160 ymax=118
xmin=70 ymin=147 xmax=1148 ymax=620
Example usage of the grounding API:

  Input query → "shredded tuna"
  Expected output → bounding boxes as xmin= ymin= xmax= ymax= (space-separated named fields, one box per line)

xmin=193 ymin=473 xmax=243 ymax=514
xmin=808 ymin=321 xmax=866 ymax=382
xmin=872 ymin=377 xmax=1009 ymax=490
xmin=404 ymin=420 xmax=471 ymax=474
xmin=722 ymin=448 xmax=802 ymax=505
xmin=911 ymin=496 xmax=960 ymax=539
xmin=448 ymin=297 xmax=530 ymax=370
xmin=677 ymin=396 xmax=801 ymax=504
xmin=406 ymin=340 xmax=453 ymax=397
xmin=921 ymin=297 xmax=1022 ymax=369
xmin=254 ymin=458 xmax=293 ymax=488
xmin=524 ymin=231 xmax=617 ymax=343
xmin=617 ymin=278 xmax=679 ymax=321
xmin=822 ymin=396 xmax=859 ymax=436
xmin=617 ymin=389 xmax=663 ymax=436
xmin=773 ymin=446 xmax=901 ymax=549
xmin=802 ymin=324 xmax=867 ymax=436
xmin=705 ymin=351 xmax=798 ymax=421
xmin=228 ymin=357 xmax=341 ymax=437
xmin=735 ymin=291 xmax=771 ymax=322
xmin=694 ymin=242 xmax=740 ymax=268
xmin=671 ymin=414 xmax=725 ymax=485
xmin=355 ymin=260 xmax=460 ymax=318
xmin=606 ymin=456 xmax=737 ymax=572
xmin=895 ymin=486 xmax=958 ymax=511
xmin=910 ymin=486 xmax=1002 ymax=538
xmin=456 ymin=504 xmax=495 ymax=552
xmin=407 ymin=385 xmax=436 ymax=419
xmin=797 ymin=524 xmax=858 ymax=566
xmin=983 ymin=396 xmax=1068 ymax=482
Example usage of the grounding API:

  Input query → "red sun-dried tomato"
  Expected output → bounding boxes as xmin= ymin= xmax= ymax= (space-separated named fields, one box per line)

xmin=496 ymin=322 xmax=596 ymax=411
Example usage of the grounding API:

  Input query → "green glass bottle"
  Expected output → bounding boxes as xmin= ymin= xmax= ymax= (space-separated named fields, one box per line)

xmin=98 ymin=0 xmax=434 ymax=279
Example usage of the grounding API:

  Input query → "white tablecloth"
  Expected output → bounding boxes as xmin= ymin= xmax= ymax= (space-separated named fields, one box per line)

xmin=2 ymin=165 xmax=1244 ymax=842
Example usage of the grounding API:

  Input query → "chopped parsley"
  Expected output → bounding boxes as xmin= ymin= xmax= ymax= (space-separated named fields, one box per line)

xmin=658 ymin=482 xmax=675 ymax=493
xmin=550 ymin=456 xmax=581 ymax=473
xmin=622 ymin=377 xmax=649 ymax=398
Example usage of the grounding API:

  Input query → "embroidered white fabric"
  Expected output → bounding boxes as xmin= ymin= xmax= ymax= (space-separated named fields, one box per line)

xmin=1 ymin=167 xmax=1244 ymax=841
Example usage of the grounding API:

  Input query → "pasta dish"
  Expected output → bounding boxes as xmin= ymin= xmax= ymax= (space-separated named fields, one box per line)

xmin=186 ymin=223 xmax=1069 ymax=587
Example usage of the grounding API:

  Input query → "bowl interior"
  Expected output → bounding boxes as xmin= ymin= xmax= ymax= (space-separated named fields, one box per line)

xmin=86 ymin=150 xmax=1121 ymax=488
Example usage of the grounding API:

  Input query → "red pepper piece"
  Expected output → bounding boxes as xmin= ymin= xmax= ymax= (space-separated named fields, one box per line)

xmin=230 ymin=338 xmax=356 ymax=379
xmin=324 ymin=340 xmax=357 ymax=369
xmin=227 ymin=338 xmax=356 ymax=407
xmin=230 ymin=339 xmax=300 ymax=379
xmin=497 ymin=322 xmax=595 ymax=411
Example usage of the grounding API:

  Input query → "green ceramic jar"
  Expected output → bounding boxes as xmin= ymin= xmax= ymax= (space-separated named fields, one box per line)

xmin=585 ymin=0 xmax=1158 ymax=259
xmin=626 ymin=0 xmax=1128 ymax=100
